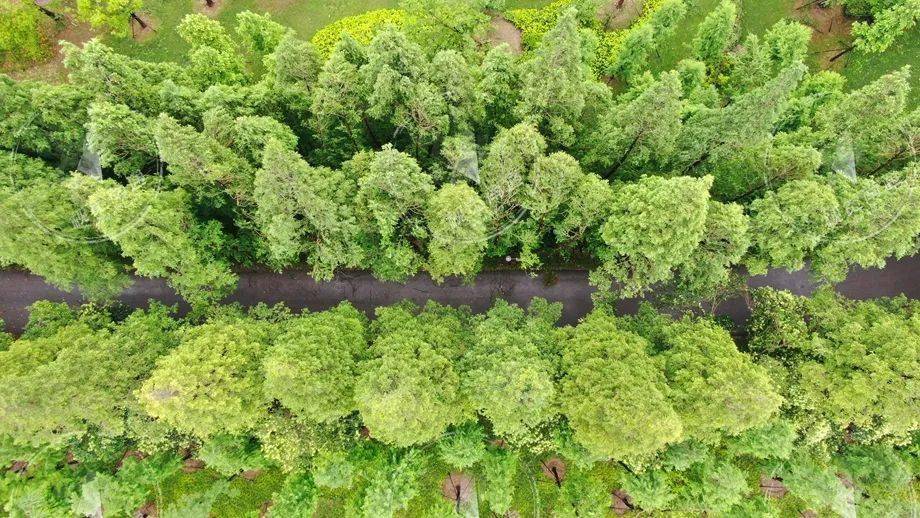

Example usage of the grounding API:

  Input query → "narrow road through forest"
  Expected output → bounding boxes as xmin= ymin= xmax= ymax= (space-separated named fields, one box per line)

xmin=0 ymin=256 xmax=917 ymax=334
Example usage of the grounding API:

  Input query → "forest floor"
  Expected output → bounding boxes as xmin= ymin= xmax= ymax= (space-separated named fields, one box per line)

xmin=1 ymin=256 xmax=917 ymax=335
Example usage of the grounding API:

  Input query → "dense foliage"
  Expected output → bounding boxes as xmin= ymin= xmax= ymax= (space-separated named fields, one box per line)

xmin=0 ymin=291 xmax=916 ymax=515
xmin=0 ymin=5 xmax=917 ymax=307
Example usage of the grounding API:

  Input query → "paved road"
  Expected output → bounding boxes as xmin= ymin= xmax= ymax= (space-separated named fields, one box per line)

xmin=0 ymin=256 xmax=917 ymax=334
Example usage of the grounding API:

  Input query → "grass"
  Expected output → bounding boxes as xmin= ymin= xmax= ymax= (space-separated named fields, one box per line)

xmin=156 ymin=467 xmax=285 ymax=517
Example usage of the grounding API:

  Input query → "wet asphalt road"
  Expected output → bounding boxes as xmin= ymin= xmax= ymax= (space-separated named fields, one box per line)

xmin=0 ymin=256 xmax=917 ymax=334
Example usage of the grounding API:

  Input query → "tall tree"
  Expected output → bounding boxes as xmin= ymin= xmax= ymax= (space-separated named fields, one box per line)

xmin=355 ymin=303 xmax=469 ymax=446
xmin=746 ymin=178 xmax=841 ymax=275
xmin=813 ymin=66 xmax=914 ymax=174
xmin=691 ymin=0 xmax=738 ymax=72
xmin=254 ymin=139 xmax=362 ymax=278
xmin=139 ymin=320 xmax=268 ymax=438
xmin=85 ymin=101 xmax=158 ymax=177
xmin=560 ymin=311 xmax=682 ymax=462
xmin=514 ymin=7 xmax=603 ymax=147
xmin=83 ymin=180 xmax=238 ymax=307
xmin=263 ymin=302 xmax=367 ymax=423
xmin=0 ymin=158 xmax=129 ymax=299
xmin=463 ymin=300 xmax=561 ymax=443
xmin=426 ymin=182 xmax=492 ymax=281
xmin=478 ymin=43 xmax=522 ymax=136
xmin=593 ymin=175 xmax=712 ymax=297
xmin=812 ymin=165 xmax=920 ymax=281
xmin=310 ymin=35 xmax=371 ymax=165
xmin=657 ymin=319 xmax=782 ymax=442
xmin=584 ymin=70 xmax=684 ymax=178
xmin=354 ymin=146 xmax=434 ymax=280
xmin=0 ymin=305 xmax=177 ymax=446
xmin=361 ymin=28 xmax=449 ymax=155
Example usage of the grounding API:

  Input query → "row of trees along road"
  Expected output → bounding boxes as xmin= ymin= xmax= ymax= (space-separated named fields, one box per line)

xmin=0 ymin=289 xmax=916 ymax=515
xmin=1 ymin=6 xmax=918 ymax=308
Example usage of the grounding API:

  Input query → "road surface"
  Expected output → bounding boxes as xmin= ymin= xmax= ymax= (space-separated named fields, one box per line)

xmin=0 ymin=256 xmax=917 ymax=334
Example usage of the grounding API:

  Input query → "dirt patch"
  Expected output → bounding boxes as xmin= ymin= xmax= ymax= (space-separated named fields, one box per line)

xmin=441 ymin=472 xmax=475 ymax=506
xmin=196 ymin=0 xmax=226 ymax=17
xmin=134 ymin=501 xmax=157 ymax=518
xmin=793 ymin=0 xmax=853 ymax=70
xmin=182 ymin=458 xmax=205 ymax=473
xmin=600 ymin=0 xmax=645 ymax=31
xmin=759 ymin=476 xmax=789 ymax=498
xmin=541 ymin=457 xmax=566 ymax=486
xmin=241 ymin=469 xmax=263 ymax=480
xmin=486 ymin=15 xmax=523 ymax=54
xmin=129 ymin=12 xmax=159 ymax=43
xmin=611 ymin=488 xmax=634 ymax=515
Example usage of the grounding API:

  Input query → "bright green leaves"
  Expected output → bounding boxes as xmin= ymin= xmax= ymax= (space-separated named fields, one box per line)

xmin=355 ymin=302 xmax=469 ymax=447
xmin=595 ymin=175 xmax=712 ymax=297
xmin=140 ymin=320 xmax=268 ymax=438
xmin=560 ymin=312 xmax=682 ymax=462
xmin=355 ymin=146 xmax=434 ymax=280
xmin=264 ymin=302 xmax=367 ymax=423
xmin=426 ymin=182 xmax=492 ymax=282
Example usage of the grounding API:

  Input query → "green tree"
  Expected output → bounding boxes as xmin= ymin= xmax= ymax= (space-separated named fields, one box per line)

xmin=812 ymin=166 xmax=920 ymax=281
xmin=437 ymin=422 xmax=486 ymax=469
xmin=746 ymin=178 xmax=841 ymax=274
xmin=310 ymin=35 xmax=371 ymax=165
xmin=361 ymin=28 xmax=449 ymax=154
xmin=198 ymin=434 xmax=269 ymax=476
xmin=254 ymin=139 xmax=362 ymax=278
xmin=851 ymin=0 xmax=920 ymax=53
xmin=263 ymin=302 xmax=367 ymax=423
xmin=609 ymin=23 xmax=655 ymax=81
xmin=178 ymin=13 xmax=246 ymax=87
xmin=813 ymin=66 xmax=913 ymax=173
xmin=355 ymin=303 xmax=468 ymax=447
xmin=235 ymin=11 xmax=290 ymax=55
xmin=672 ymin=201 xmax=750 ymax=299
xmin=269 ymin=470 xmax=318 ymax=517
xmin=75 ymin=0 xmax=142 ymax=38
xmin=0 ymin=77 xmax=90 ymax=162
xmin=0 ymin=1 xmax=48 ymax=64
xmin=360 ymin=448 xmax=426 ymax=517
xmin=85 ymin=101 xmax=158 ymax=176
xmin=429 ymin=49 xmax=484 ymax=135
xmin=463 ymin=300 xmax=560 ymax=442
xmin=478 ymin=122 xmax=546 ymax=233
xmin=478 ymin=43 xmax=522 ymax=136
xmin=0 ymin=160 xmax=129 ymax=300
xmin=658 ymin=319 xmax=782 ymax=442
xmin=594 ymin=175 xmax=712 ymax=297
xmin=584 ymin=70 xmax=684 ymax=178
xmin=425 ymin=182 xmax=492 ymax=281
xmin=691 ymin=0 xmax=738 ymax=71
xmin=84 ymin=181 xmax=238 ymax=308
xmin=515 ymin=7 xmax=603 ymax=147
xmin=355 ymin=146 xmax=434 ymax=280
xmin=749 ymin=289 xmax=920 ymax=444
xmin=478 ymin=447 xmax=518 ymax=515
xmin=560 ymin=311 xmax=682 ymax=462
xmin=139 ymin=320 xmax=268 ymax=438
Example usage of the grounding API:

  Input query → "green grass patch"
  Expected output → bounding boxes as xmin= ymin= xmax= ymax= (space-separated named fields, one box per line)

xmin=156 ymin=467 xmax=284 ymax=517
